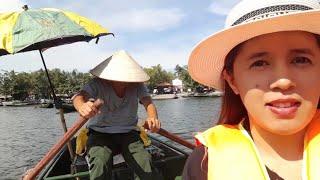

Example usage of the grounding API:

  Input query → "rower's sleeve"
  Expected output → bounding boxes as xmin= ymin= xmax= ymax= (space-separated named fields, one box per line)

xmin=82 ymin=78 xmax=98 ymax=98
xmin=182 ymin=145 xmax=207 ymax=180
xmin=137 ymin=83 xmax=150 ymax=100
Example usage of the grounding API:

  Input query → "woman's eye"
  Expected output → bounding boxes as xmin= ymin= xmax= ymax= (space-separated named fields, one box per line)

xmin=292 ymin=57 xmax=312 ymax=65
xmin=249 ymin=60 xmax=269 ymax=69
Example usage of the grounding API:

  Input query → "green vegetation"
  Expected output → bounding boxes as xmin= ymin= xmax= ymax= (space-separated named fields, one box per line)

xmin=174 ymin=65 xmax=199 ymax=90
xmin=143 ymin=64 xmax=175 ymax=90
xmin=0 ymin=69 xmax=91 ymax=100
xmin=0 ymin=65 xmax=202 ymax=100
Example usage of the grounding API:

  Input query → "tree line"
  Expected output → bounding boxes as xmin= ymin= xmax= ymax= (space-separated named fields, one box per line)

xmin=0 ymin=64 xmax=199 ymax=100
xmin=0 ymin=69 xmax=91 ymax=100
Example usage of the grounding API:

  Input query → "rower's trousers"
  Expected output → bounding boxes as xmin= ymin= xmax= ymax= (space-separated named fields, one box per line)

xmin=87 ymin=129 xmax=163 ymax=180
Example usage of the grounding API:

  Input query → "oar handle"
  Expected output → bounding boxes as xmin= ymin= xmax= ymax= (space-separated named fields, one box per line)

xmin=143 ymin=122 xmax=195 ymax=150
xmin=25 ymin=99 xmax=104 ymax=180
xmin=158 ymin=128 xmax=195 ymax=149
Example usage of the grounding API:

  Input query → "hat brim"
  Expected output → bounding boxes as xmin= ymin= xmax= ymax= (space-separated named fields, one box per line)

xmin=188 ymin=9 xmax=320 ymax=90
xmin=89 ymin=50 xmax=150 ymax=83
xmin=90 ymin=70 xmax=150 ymax=83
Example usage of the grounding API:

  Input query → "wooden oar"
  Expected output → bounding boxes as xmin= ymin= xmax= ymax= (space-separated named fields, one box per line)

xmin=58 ymin=108 xmax=75 ymax=161
xmin=143 ymin=123 xmax=196 ymax=150
xmin=24 ymin=99 xmax=104 ymax=180
xmin=157 ymin=128 xmax=196 ymax=149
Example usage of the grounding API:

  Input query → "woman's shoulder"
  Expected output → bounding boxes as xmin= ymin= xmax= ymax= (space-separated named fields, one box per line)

xmin=182 ymin=145 xmax=207 ymax=180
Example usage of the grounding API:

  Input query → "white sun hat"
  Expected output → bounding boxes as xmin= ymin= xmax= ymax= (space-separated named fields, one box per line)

xmin=188 ymin=0 xmax=320 ymax=90
xmin=90 ymin=50 xmax=150 ymax=82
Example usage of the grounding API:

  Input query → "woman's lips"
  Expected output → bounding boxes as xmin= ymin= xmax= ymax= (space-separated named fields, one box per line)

xmin=265 ymin=101 xmax=301 ymax=118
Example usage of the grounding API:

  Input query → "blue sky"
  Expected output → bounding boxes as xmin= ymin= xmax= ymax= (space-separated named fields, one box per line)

xmin=0 ymin=0 xmax=240 ymax=72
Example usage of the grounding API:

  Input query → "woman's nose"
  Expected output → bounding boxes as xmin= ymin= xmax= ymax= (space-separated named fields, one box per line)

xmin=270 ymin=78 xmax=296 ymax=91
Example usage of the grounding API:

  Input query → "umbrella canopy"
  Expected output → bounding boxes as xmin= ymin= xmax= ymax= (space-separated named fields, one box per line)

xmin=0 ymin=5 xmax=113 ymax=108
xmin=0 ymin=6 xmax=112 ymax=55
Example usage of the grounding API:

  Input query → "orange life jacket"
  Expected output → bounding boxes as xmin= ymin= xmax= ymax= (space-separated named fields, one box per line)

xmin=195 ymin=113 xmax=320 ymax=180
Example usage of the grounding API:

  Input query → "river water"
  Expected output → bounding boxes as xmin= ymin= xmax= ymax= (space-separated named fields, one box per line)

xmin=0 ymin=97 xmax=221 ymax=179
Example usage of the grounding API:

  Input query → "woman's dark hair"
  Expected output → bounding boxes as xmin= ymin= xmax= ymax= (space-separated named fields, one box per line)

xmin=217 ymin=42 xmax=246 ymax=125
xmin=217 ymin=33 xmax=320 ymax=125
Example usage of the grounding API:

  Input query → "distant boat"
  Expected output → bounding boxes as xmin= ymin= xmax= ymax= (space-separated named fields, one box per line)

xmin=2 ymin=101 xmax=30 ymax=107
xmin=50 ymin=103 xmax=76 ymax=113
xmin=61 ymin=103 xmax=76 ymax=113
xmin=194 ymin=91 xmax=223 ymax=97
xmin=182 ymin=91 xmax=224 ymax=98
xmin=39 ymin=103 xmax=54 ymax=108
xmin=151 ymin=94 xmax=178 ymax=100
xmin=209 ymin=91 xmax=224 ymax=97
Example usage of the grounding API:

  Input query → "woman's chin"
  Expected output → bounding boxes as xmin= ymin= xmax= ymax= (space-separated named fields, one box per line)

xmin=263 ymin=119 xmax=308 ymax=136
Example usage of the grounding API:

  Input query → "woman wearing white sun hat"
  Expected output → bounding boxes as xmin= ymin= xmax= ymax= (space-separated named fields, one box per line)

xmin=182 ymin=0 xmax=320 ymax=179
xmin=73 ymin=50 xmax=162 ymax=180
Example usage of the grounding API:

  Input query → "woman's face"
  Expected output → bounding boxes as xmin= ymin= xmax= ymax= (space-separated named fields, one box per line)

xmin=225 ymin=31 xmax=320 ymax=135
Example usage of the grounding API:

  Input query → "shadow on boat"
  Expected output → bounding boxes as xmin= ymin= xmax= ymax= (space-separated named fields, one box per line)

xmin=39 ymin=135 xmax=189 ymax=180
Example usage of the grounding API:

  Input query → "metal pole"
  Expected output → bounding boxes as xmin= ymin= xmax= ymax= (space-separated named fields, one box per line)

xmin=39 ymin=50 xmax=75 ymax=161
xmin=39 ymin=50 xmax=58 ymax=105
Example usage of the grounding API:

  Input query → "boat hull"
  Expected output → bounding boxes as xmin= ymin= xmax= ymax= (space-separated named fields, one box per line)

xmin=39 ymin=136 xmax=189 ymax=180
xmin=39 ymin=103 xmax=54 ymax=108
xmin=151 ymin=94 xmax=178 ymax=100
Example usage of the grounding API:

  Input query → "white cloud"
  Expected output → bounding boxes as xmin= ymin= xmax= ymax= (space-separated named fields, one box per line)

xmin=0 ymin=41 xmax=114 ymax=73
xmin=133 ymin=46 xmax=189 ymax=70
xmin=208 ymin=1 xmax=240 ymax=15
xmin=0 ymin=1 xmax=216 ymax=72
xmin=109 ymin=8 xmax=185 ymax=32
xmin=0 ymin=0 xmax=27 ymax=12
xmin=1 ymin=43 xmax=189 ymax=72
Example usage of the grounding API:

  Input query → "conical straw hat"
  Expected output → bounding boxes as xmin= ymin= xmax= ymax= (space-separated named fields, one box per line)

xmin=90 ymin=50 xmax=150 ymax=82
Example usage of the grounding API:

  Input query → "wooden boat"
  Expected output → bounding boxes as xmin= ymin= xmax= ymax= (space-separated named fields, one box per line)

xmin=61 ymin=103 xmax=76 ymax=113
xmin=38 ymin=135 xmax=189 ymax=180
xmin=2 ymin=101 xmax=30 ymax=107
xmin=193 ymin=92 xmax=222 ymax=97
xmin=40 ymin=103 xmax=54 ymax=108
xmin=182 ymin=91 xmax=224 ymax=98
xmin=151 ymin=94 xmax=178 ymax=100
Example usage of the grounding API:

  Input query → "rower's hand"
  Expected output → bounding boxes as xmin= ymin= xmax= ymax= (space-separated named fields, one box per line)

xmin=145 ymin=117 xmax=161 ymax=133
xmin=79 ymin=99 xmax=103 ymax=119
xmin=22 ymin=168 xmax=33 ymax=180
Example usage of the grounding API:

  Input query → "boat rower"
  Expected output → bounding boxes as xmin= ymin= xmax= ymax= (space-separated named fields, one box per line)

xmin=73 ymin=50 xmax=163 ymax=180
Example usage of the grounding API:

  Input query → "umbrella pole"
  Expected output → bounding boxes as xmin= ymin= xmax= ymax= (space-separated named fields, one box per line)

xmin=39 ymin=50 xmax=75 ymax=161
xmin=39 ymin=50 xmax=58 ymax=103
